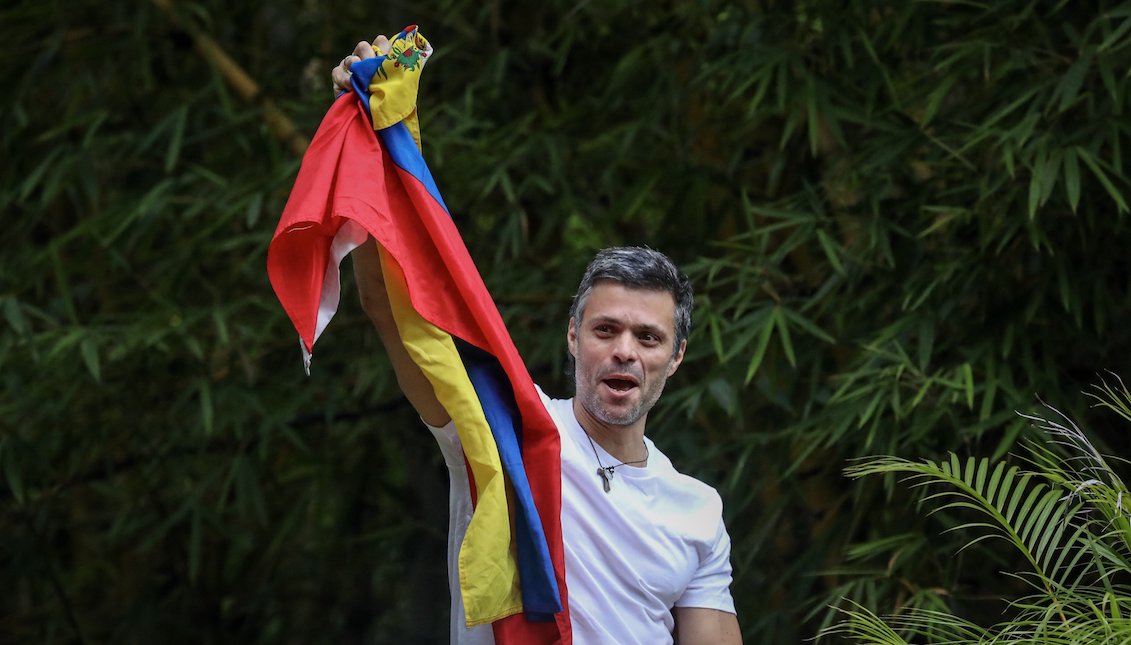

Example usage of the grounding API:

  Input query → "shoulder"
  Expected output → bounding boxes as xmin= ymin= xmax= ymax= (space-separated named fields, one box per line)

xmin=670 ymin=471 xmax=725 ymax=525
xmin=535 ymin=385 xmax=570 ymax=416
xmin=646 ymin=445 xmax=727 ymax=546
xmin=535 ymin=385 xmax=575 ymax=437
xmin=650 ymin=443 xmax=724 ymax=515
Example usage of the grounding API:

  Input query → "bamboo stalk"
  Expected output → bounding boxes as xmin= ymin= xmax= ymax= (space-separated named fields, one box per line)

xmin=151 ymin=0 xmax=310 ymax=156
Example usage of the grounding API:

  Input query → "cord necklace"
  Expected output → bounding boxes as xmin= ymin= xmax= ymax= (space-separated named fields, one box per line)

xmin=582 ymin=430 xmax=648 ymax=493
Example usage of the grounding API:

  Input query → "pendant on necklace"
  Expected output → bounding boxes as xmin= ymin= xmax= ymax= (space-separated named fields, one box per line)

xmin=597 ymin=467 xmax=612 ymax=493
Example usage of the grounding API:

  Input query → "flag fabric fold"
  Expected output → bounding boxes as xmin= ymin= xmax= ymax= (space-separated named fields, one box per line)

xmin=266 ymin=26 xmax=570 ymax=643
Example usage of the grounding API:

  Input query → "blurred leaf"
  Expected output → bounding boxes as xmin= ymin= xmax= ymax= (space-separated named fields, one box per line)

xmin=80 ymin=336 xmax=100 ymax=382
xmin=1076 ymin=146 xmax=1129 ymax=212
xmin=3 ymin=298 xmax=28 ymax=336
xmin=1 ymin=438 xmax=24 ymax=504
xmin=164 ymin=105 xmax=189 ymax=173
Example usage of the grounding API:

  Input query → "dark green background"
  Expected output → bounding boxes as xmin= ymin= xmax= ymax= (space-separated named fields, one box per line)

xmin=4 ymin=0 xmax=1131 ymax=642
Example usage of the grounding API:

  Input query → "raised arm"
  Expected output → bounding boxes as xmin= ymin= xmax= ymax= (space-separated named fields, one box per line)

xmin=352 ymin=238 xmax=451 ymax=427
xmin=335 ymin=36 xmax=450 ymax=428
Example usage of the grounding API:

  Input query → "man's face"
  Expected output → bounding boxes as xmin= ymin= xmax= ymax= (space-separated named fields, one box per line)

xmin=568 ymin=281 xmax=686 ymax=429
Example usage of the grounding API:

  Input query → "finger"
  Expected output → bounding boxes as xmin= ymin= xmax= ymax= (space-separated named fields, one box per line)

xmin=333 ymin=36 xmax=385 ymax=97
xmin=332 ymin=74 xmax=347 ymax=97
xmin=331 ymin=57 xmax=354 ymax=96
xmin=374 ymin=34 xmax=391 ymax=56
xmin=353 ymin=39 xmax=377 ymax=60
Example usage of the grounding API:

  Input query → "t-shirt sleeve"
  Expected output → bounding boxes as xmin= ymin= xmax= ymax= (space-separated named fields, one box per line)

xmin=424 ymin=418 xmax=466 ymax=471
xmin=673 ymin=511 xmax=737 ymax=614
xmin=422 ymin=421 xmax=496 ymax=645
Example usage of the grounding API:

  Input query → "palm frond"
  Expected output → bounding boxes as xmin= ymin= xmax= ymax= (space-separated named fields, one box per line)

xmin=832 ymin=381 xmax=1131 ymax=643
xmin=846 ymin=454 xmax=1093 ymax=590
xmin=819 ymin=599 xmax=989 ymax=644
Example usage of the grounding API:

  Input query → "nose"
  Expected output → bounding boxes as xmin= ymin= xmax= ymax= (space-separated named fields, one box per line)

xmin=610 ymin=332 xmax=636 ymax=363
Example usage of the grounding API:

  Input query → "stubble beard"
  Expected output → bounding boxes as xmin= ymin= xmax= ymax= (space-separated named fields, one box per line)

xmin=577 ymin=361 xmax=671 ymax=428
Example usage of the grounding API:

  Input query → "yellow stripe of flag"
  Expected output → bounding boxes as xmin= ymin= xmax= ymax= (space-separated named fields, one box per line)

xmin=379 ymin=246 xmax=523 ymax=624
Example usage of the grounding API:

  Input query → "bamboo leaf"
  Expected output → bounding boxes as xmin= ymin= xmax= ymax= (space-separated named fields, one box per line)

xmin=980 ymin=88 xmax=1043 ymax=132
xmin=199 ymin=379 xmax=214 ymax=435
xmin=920 ymin=73 xmax=959 ymax=127
xmin=962 ymin=363 xmax=975 ymax=409
xmin=1028 ymin=145 xmax=1046 ymax=219
xmin=816 ymin=229 xmax=845 ymax=275
xmin=743 ymin=311 xmax=776 ymax=384
xmin=1039 ymin=146 xmax=1062 ymax=207
xmin=80 ymin=336 xmax=101 ymax=383
xmin=1 ymin=438 xmax=24 ymax=504
xmin=1053 ymin=47 xmax=1094 ymax=113
xmin=806 ymin=78 xmax=821 ymax=157
xmin=708 ymin=378 xmax=737 ymax=417
xmin=244 ymin=191 xmax=264 ymax=228
xmin=781 ymin=307 xmax=836 ymax=344
xmin=1076 ymin=146 xmax=1130 ymax=212
xmin=17 ymin=147 xmax=62 ymax=203
xmin=164 ymin=105 xmax=189 ymax=173
xmin=3 ymin=297 xmax=29 ymax=336
xmin=917 ymin=317 xmax=934 ymax=372
xmin=1064 ymin=146 xmax=1082 ymax=211
xmin=773 ymin=307 xmax=796 ymax=367
xmin=708 ymin=313 xmax=724 ymax=360
xmin=1099 ymin=18 xmax=1131 ymax=52
xmin=49 ymin=244 xmax=78 ymax=324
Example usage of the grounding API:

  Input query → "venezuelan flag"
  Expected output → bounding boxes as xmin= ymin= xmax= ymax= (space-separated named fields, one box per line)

xmin=267 ymin=27 xmax=570 ymax=643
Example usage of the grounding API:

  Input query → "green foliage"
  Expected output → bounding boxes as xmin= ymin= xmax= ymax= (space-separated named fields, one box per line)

xmin=821 ymin=376 xmax=1131 ymax=643
xmin=3 ymin=0 xmax=1131 ymax=642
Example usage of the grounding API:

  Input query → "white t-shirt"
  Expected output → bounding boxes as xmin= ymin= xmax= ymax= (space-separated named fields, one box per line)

xmin=428 ymin=390 xmax=736 ymax=645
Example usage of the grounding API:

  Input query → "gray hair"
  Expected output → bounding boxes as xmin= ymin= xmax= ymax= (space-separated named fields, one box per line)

xmin=568 ymin=246 xmax=693 ymax=356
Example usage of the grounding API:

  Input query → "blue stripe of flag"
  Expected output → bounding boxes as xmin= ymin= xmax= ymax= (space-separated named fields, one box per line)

xmin=458 ymin=341 xmax=561 ymax=618
xmin=346 ymin=60 xmax=561 ymax=617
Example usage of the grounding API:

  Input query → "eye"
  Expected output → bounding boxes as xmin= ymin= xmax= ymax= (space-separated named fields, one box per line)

xmin=594 ymin=324 xmax=614 ymax=336
xmin=638 ymin=332 xmax=660 ymax=345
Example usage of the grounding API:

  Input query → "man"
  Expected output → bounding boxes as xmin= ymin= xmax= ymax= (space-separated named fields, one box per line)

xmin=335 ymin=38 xmax=741 ymax=645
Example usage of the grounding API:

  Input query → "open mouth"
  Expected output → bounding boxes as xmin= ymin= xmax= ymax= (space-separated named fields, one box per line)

xmin=603 ymin=377 xmax=638 ymax=392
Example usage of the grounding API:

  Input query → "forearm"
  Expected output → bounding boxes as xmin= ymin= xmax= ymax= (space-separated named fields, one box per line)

xmin=352 ymin=238 xmax=450 ymax=426
xmin=673 ymin=607 xmax=742 ymax=645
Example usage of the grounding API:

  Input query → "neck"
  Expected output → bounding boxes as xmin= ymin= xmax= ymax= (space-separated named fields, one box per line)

xmin=572 ymin=399 xmax=649 ymax=466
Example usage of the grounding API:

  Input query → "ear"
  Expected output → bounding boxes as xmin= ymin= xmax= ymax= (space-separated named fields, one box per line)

xmin=666 ymin=339 xmax=686 ymax=377
xmin=567 ymin=317 xmax=578 ymax=358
